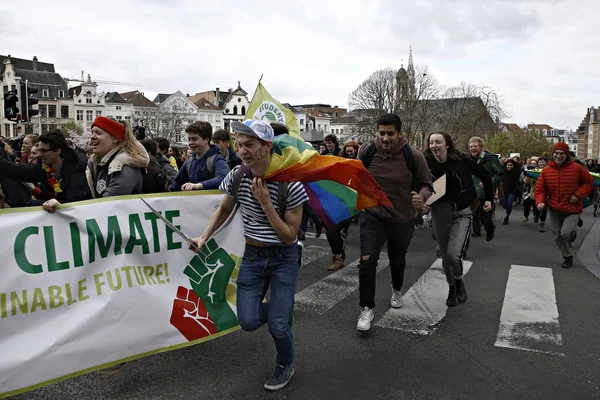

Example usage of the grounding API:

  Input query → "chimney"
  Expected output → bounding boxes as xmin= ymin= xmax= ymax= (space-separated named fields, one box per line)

xmin=32 ymin=56 xmax=38 ymax=71
xmin=215 ymin=87 xmax=220 ymax=106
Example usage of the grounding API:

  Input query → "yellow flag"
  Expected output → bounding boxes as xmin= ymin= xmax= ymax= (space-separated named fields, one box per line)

xmin=245 ymin=82 xmax=304 ymax=141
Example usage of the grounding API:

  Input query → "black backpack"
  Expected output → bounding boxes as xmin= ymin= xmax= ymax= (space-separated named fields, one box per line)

xmin=142 ymin=157 xmax=168 ymax=193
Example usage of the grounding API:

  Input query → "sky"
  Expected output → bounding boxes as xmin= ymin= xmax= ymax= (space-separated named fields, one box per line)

xmin=2 ymin=0 xmax=598 ymax=130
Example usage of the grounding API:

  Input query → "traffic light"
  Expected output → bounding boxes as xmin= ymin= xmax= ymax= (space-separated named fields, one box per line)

xmin=20 ymin=81 xmax=39 ymax=122
xmin=4 ymin=90 xmax=19 ymax=121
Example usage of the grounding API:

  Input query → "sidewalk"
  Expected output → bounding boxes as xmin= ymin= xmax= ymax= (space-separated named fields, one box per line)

xmin=578 ymin=210 xmax=600 ymax=280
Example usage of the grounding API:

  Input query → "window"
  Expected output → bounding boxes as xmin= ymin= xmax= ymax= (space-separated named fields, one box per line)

xmin=318 ymin=124 xmax=321 ymax=131
xmin=42 ymin=89 xmax=49 ymax=97
xmin=216 ymin=114 xmax=221 ymax=122
xmin=86 ymin=98 xmax=92 ymax=104
xmin=48 ymin=105 xmax=57 ymax=118
xmin=299 ymin=119 xmax=304 ymax=125
xmin=86 ymin=110 xmax=93 ymax=122
xmin=42 ymin=124 xmax=49 ymax=132
xmin=61 ymin=105 xmax=69 ymax=119
xmin=124 ymin=116 xmax=131 ymax=121
xmin=58 ymin=90 xmax=65 ymax=98
xmin=233 ymin=105 xmax=238 ymax=115
xmin=3 ymin=85 xmax=8 ymax=93
xmin=340 ymin=129 xmax=344 ymax=134
xmin=11 ymin=84 xmax=16 ymax=91
xmin=96 ymin=110 xmax=102 ymax=117
xmin=116 ymin=106 xmax=122 ymax=110
xmin=324 ymin=126 xmax=328 ymax=132
xmin=39 ymin=104 xmax=48 ymax=117
xmin=76 ymin=110 xmax=83 ymax=121
xmin=241 ymin=106 xmax=246 ymax=115
xmin=49 ymin=124 xmax=57 ymax=131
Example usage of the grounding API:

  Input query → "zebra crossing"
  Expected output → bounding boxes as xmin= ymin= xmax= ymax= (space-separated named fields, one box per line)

xmin=295 ymin=245 xmax=564 ymax=356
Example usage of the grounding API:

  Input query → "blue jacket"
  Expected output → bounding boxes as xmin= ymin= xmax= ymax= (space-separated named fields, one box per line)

xmin=169 ymin=145 xmax=229 ymax=191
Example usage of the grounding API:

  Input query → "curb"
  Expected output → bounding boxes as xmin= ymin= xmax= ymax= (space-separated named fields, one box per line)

xmin=578 ymin=213 xmax=600 ymax=280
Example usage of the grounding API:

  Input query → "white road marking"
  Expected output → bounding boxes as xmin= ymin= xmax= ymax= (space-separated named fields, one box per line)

xmin=304 ymin=232 xmax=328 ymax=240
xmin=494 ymin=265 xmax=563 ymax=355
xmin=295 ymin=255 xmax=389 ymax=315
xmin=301 ymin=245 xmax=330 ymax=265
xmin=375 ymin=259 xmax=473 ymax=335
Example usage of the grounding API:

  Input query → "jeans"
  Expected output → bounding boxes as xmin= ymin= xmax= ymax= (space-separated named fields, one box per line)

xmin=431 ymin=203 xmax=472 ymax=285
xmin=502 ymin=193 xmax=515 ymax=216
xmin=236 ymin=244 xmax=298 ymax=366
xmin=548 ymin=209 xmax=579 ymax=258
xmin=472 ymin=199 xmax=495 ymax=235
xmin=358 ymin=211 xmax=415 ymax=309
xmin=326 ymin=219 xmax=352 ymax=255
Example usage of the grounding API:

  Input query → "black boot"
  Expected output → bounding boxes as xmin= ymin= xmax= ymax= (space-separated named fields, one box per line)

xmin=455 ymin=279 xmax=468 ymax=304
xmin=446 ymin=285 xmax=457 ymax=307
xmin=560 ymin=256 xmax=573 ymax=268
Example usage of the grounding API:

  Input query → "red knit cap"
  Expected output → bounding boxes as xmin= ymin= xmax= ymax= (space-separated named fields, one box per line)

xmin=552 ymin=142 xmax=569 ymax=154
xmin=91 ymin=116 xmax=126 ymax=141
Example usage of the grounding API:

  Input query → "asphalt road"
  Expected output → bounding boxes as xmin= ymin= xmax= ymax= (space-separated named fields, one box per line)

xmin=11 ymin=206 xmax=600 ymax=400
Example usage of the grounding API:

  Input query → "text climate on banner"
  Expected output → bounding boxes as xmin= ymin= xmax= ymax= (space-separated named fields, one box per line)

xmin=0 ymin=192 xmax=245 ymax=398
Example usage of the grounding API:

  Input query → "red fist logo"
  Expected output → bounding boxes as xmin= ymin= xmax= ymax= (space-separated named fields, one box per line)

xmin=170 ymin=286 xmax=218 ymax=341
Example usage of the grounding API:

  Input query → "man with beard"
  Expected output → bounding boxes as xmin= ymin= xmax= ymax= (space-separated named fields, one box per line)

xmin=535 ymin=142 xmax=594 ymax=268
xmin=355 ymin=113 xmax=433 ymax=332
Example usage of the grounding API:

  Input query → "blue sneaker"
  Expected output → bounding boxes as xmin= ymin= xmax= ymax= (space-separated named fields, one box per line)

xmin=264 ymin=365 xmax=294 ymax=391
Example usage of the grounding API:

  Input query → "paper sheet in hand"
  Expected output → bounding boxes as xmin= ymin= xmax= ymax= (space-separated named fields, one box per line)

xmin=425 ymin=174 xmax=446 ymax=205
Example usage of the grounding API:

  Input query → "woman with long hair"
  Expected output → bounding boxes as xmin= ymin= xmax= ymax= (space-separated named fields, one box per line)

xmin=341 ymin=141 xmax=359 ymax=159
xmin=86 ymin=116 xmax=149 ymax=198
xmin=422 ymin=132 xmax=494 ymax=307
xmin=501 ymin=159 xmax=521 ymax=225
xmin=18 ymin=134 xmax=40 ymax=164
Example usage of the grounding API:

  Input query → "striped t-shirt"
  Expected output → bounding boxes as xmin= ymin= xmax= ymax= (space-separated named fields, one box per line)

xmin=219 ymin=166 xmax=308 ymax=245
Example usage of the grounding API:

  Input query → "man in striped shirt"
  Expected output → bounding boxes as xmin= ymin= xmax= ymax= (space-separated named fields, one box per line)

xmin=191 ymin=120 xmax=308 ymax=391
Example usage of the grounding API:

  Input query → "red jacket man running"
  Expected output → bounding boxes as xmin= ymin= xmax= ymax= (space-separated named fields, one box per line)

xmin=534 ymin=142 xmax=594 ymax=268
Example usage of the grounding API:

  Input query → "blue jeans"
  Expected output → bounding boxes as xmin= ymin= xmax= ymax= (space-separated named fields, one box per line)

xmin=502 ymin=193 xmax=515 ymax=216
xmin=359 ymin=211 xmax=415 ymax=309
xmin=236 ymin=244 xmax=299 ymax=366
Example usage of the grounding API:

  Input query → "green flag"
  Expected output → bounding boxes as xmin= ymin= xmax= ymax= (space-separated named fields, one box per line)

xmin=245 ymin=82 xmax=303 ymax=141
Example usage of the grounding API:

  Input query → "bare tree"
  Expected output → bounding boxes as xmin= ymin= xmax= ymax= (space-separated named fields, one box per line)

xmin=131 ymin=102 xmax=197 ymax=143
xmin=398 ymin=65 xmax=441 ymax=148
xmin=348 ymin=68 xmax=397 ymax=141
xmin=433 ymin=82 xmax=506 ymax=150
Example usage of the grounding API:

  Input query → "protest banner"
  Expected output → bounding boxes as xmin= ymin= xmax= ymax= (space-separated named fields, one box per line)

xmin=0 ymin=192 xmax=244 ymax=398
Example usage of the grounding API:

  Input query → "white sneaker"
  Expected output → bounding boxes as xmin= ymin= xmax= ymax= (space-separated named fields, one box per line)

xmin=356 ymin=307 xmax=374 ymax=331
xmin=391 ymin=287 xmax=403 ymax=308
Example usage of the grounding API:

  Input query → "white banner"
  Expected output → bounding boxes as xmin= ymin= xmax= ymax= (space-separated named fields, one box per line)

xmin=0 ymin=192 xmax=245 ymax=397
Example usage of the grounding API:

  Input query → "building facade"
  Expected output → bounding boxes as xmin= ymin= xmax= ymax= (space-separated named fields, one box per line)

xmin=1 ymin=55 xmax=73 ymax=137
xmin=576 ymin=107 xmax=599 ymax=161
xmin=69 ymin=79 xmax=106 ymax=131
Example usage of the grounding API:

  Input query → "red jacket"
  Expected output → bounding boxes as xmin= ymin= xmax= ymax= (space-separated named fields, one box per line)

xmin=534 ymin=158 xmax=594 ymax=214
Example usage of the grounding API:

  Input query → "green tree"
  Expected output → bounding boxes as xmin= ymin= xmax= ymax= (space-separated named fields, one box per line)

xmin=487 ymin=130 xmax=552 ymax=159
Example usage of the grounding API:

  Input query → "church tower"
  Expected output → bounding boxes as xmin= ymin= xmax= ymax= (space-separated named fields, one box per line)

xmin=396 ymin=46 xmax=415 ymax=111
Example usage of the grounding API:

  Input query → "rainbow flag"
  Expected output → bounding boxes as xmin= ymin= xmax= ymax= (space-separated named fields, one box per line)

xmin=264 ymin=135 xmax=391 ymax=228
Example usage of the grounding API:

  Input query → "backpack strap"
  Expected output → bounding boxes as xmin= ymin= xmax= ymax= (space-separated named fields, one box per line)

xmin=186 ymin=154 xmax=217 ymax=178
xmin=277 ymin=182 xmax=289 ymax=216
xmin=231 ymin=165 xmax=288 ymax=219
xmin=360 ymin=142 xmax=377 ymax=168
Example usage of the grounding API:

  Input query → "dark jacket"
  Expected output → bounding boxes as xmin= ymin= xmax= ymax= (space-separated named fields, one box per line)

xmin=156 ymin=155 xmax=178 ymax=181
xmin=169 ymin=145 xmax=229 ymax=191
xmin=0 ymin=142 xmax=32 ymax=207
xmin=86 ymin=142 xmax=149 ymax=198
xmin=502 ymin=162 xmax=521 ymax=196
xmin=0 ymin=146 xmax=89 ymax=204
xmin=427 ymin=151 xmax=494 ymax=210
xmin=469 ymin=150 xmax=503 ymax=199
xmin=223 ymin=147 xmax=242 ymax=169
